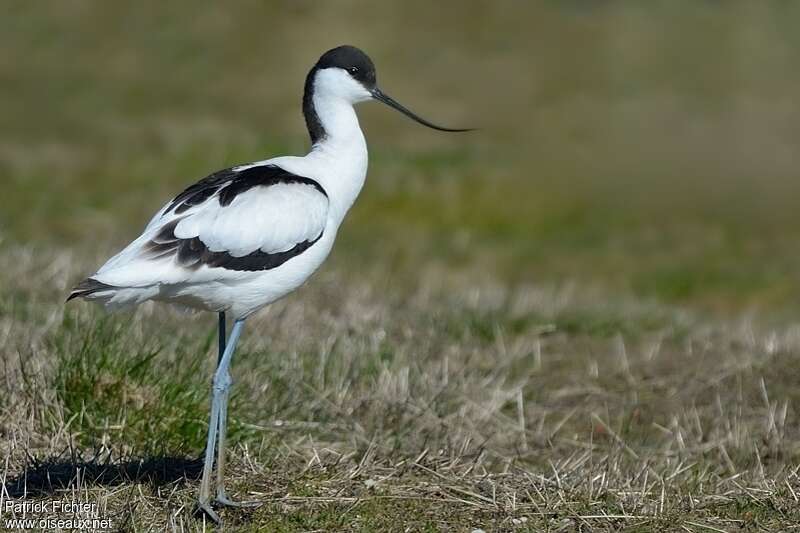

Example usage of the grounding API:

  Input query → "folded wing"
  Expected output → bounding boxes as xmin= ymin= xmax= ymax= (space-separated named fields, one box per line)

xmin=92 ymin=164 xmax=329 ymax=288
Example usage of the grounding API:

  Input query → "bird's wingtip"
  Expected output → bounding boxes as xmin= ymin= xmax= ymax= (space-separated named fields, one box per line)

xmin=66 ymin=278 xmax=115 ymax=303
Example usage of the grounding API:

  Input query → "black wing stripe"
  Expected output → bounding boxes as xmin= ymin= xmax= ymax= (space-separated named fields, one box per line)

xmin=167 ymin=164 xmax=327 ymax=215
xmin=219 ymin=166 xmax=327 ymax=206
xmin=143 ymin=219 xmax=323 ymax=272
xmin=168 ymin=168 xmax=233 ymax=214
xmin=174 ymin=186 xmax=217 ymax=213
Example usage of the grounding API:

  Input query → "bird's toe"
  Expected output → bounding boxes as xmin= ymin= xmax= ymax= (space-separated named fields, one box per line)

xmin=215 ymin=492 xmax=262 ymax=508
xmin=195 ymin=499 xmax=222 ymax=526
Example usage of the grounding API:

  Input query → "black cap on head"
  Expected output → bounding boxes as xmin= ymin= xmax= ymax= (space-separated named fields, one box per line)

xmin=303 ymin=45 xmax=472 ymax=144
xmin=316 ymin=45 xmax=377 ymax=89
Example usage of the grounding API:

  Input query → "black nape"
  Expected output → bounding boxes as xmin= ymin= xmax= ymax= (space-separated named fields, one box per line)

xmin=303 ymin=65 xmax=326 ymax=144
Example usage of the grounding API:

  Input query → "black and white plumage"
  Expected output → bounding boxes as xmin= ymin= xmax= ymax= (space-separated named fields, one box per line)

xmin=70 ymin=162 xmax=331 ymax=317
xmin=67 ymin=45 xmax=469 ymax=523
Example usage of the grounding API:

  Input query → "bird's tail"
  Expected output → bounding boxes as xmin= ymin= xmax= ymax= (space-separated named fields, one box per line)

xmin=66 ymin=278 xmax=117 ymax=302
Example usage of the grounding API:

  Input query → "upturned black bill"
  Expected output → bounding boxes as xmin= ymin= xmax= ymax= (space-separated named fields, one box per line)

xmin=371 ymin=88 xmax=472 ymax=132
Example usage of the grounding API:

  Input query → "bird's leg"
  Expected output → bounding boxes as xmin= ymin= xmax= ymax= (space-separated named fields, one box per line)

xmin=217 ymin=311 xmax=226 ymax=365
xmin=214 ymin=372 xmax=259 ymax=507
xmin=197 ymin=317 xmax=245 ymax=523
xmin=214 ymin=315 xmax=260 ymax=507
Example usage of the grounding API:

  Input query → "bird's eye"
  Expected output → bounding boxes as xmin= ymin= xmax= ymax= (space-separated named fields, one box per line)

xmin=348 ymin=66 xmax=359 ymax=75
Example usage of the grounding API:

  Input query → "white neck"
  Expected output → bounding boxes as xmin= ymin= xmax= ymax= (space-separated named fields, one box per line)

xmin=306 ymin=94 xmax=368 ymax=223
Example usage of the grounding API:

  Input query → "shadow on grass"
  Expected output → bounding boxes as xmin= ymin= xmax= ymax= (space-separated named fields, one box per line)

xmin=4 ymin=454 xmax=203 ymax=497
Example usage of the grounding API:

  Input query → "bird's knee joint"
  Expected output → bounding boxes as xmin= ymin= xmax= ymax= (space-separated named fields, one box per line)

xmin=212 ymin=372 xmax=232 ymax=392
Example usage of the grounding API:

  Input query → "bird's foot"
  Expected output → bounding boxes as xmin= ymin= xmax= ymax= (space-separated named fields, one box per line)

xmin=216 ymin=491 xmax=261 ymax=508
xmin=195 ymin=499 xmax=222 ymax=526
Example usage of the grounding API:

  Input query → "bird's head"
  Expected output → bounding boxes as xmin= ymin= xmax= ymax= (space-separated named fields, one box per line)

xmin=308 ymin=45 xmax=471 ymax=132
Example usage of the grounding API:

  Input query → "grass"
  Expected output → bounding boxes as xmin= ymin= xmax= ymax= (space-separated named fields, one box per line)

xmin=4 ymin=248 xmax=800 ymax=530
xmin=4 ymin=1 xmax=800 ymax=531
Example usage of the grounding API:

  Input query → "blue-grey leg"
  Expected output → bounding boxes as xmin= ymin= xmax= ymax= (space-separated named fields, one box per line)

xmin=213 ymin=313 xmax=259 ymax=507
xmin=197 ymin=318 xmax=246 ymax=523
xmin=214 ymin=367 xmax=259 ymax=507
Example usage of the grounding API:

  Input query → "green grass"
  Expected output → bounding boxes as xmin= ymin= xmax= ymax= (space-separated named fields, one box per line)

xmin=52 ymin=315 xmax=212 ymax=452
xmin=4 ymin=2 xmax=800 ymax=531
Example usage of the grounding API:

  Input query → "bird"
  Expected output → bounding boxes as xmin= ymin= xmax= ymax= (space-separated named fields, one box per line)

xmin=67 ymin=45 xmax=470 ymax=523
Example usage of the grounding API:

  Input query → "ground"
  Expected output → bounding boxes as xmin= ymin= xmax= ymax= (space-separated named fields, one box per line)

xmin=3 ymin=3 xmax=800 ymax=532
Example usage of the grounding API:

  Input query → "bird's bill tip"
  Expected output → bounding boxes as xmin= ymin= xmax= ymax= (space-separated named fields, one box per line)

xmin=371 ymin=88 xmax=473 ymax=133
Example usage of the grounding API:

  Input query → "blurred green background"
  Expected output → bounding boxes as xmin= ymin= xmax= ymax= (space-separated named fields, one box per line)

xmin=3 ymin=1 xmax=800 ymax=315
